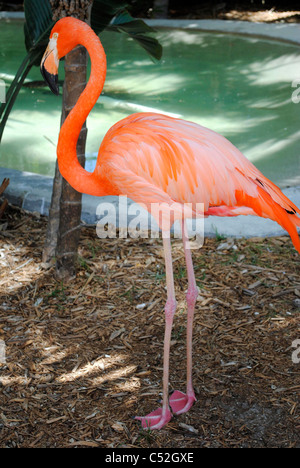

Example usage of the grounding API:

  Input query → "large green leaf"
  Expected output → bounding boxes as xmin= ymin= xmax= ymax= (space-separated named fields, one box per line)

xmin=91 ymin=2 xmax=162 ymax=61
xmin=0 ymin=52 xmax=41 ymax=142
xmin=2 ymin=0 xmax=53 ymax=117
xmin=91 ymin=0 xmax=130 ymax=32
xmin=108 ymin=11 xmax=162 ymax=60
xmin=24 ymin=0 xmax=54 ymax=56
xmin=0 ymin=0 xmax=54 ymax=141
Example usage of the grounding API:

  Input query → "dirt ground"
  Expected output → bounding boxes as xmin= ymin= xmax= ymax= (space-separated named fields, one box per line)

xmin=169 ymin=5 xmax=300 ymax=23
xmin=0 ymin=205 xmax=299 ymax=448
xmin=217 ymin=8 xmax=300 ymax=23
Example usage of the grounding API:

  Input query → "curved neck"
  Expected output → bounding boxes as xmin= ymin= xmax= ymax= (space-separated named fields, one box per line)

xmin=57 ymin=28 xmax=108 ymax=196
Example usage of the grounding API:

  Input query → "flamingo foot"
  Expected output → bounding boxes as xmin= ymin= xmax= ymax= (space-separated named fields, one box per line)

xmin=135 ymin=407 xmax=172 ymax=430
xmin=169 ymin=390 xmax=196 ymax=415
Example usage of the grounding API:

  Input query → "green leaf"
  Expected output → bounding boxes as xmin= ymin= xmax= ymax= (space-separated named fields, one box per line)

xmin=109 ymin=12 xmax=162 ymax=60
xmin=0 ymin=0 xmax=54 ymax=141
xmin=24 ymin=0 xmax=53 ymax=52
xmin=0 ymin=51 xmax=41 ymax=142
xmin=110 ymin=10 xmax=154 ymax=31
xmin=91 ymin=0 xmax=130 ymax=33
xmin=24 ymin=0 xmax=54 ymax=66
xmin=92 ymin=2 xmax=162 ymax=61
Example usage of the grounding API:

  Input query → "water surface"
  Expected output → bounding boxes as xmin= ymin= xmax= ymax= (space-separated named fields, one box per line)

xmin=0 ymin=20 xmax=299 ymax=187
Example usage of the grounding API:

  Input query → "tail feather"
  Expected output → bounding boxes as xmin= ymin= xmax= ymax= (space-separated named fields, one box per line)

xmin=292 ymin=212 xmax=300 ymax=227
xmin=257 ymin=177 xmax=300 ymax=217
xmin=266 ymin=197 xmax=300 ymax=254
xmin=237 ymin=186 xmax=300 ymax=254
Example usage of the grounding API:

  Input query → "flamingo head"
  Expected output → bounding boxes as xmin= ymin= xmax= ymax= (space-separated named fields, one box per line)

xmin=41 ymin=17 xmax=86 ymax=95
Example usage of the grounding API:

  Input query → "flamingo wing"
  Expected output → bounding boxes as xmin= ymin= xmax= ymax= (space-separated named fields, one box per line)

xmin=96 ymin=113 xmax=300 ymax=251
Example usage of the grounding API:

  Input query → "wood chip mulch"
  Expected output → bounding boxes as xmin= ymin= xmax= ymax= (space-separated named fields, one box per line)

xmin=0 ymin=205 xmax=299 ymax=448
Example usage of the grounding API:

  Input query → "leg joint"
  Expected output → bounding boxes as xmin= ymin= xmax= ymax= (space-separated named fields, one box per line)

xmin=186 ymin=284 xmax=198 ymax=305
xmin=165 ymin=297 xmax=177 ymax=320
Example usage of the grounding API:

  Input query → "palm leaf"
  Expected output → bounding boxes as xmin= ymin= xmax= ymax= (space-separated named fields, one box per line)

xmin=24 ymin=0 xmax=54 ymax=59
xmin=92 ymin=2 xmax=162 ymax=60
xmin=0 ymin=55 xmax=34 ymax=142
xmin=108 ymin=11 xmax=162 ymax=60
xmin=91 ymin=0 xmax=130 ymax=32
xmin=0 ymin=0 xmax=54 ymax=141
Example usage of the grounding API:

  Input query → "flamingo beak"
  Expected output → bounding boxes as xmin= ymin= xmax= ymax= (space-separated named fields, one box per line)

xmin=40 ymin=39 xmax=59 ymax=96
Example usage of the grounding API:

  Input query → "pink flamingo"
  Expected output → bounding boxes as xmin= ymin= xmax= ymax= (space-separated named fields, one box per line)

xmin=41 ymin=17 xmax=300 ymax=430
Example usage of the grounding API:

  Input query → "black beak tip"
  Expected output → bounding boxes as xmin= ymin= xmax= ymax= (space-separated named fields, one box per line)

xmin=41 ymin=64 xmax=59 ymax=96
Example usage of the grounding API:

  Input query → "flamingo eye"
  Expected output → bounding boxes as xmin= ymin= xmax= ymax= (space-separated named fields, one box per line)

xmin=52 ymin=32 xmax=59 ymax=40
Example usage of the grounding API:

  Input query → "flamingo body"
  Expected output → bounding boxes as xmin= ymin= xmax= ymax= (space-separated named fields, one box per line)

xmin=95 ymin=111 xmax=300 ymax=249
xmin=41 ymin=17 xmax=300 ymax=430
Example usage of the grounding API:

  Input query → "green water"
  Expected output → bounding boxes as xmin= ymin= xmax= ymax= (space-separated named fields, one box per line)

xmin=0 ymin=20 xmax=299 ymax=187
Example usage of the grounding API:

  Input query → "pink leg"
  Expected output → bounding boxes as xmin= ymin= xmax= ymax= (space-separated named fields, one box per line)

xmin=169 ymin=221 xmax=197 ymax=415
xmin=135 ymin=235 xmax=176 ymax=430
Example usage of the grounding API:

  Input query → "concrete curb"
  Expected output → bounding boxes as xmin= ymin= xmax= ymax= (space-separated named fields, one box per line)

xmin=145 ymin=19 xmax=300 ymax=45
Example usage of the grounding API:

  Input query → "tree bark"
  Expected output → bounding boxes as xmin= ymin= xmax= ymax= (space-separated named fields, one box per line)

xmin=0 ymin=178 xmax=9 ymax=220
xmin=50 ymin=0 xmax=93 ymax=21
xmin=56 ymin=45 xmax=87 ymax=281
xmin=43 ymin=1 xmax=92 ymax=281
xmin=42 ymin=159 xmax=62 ymax=263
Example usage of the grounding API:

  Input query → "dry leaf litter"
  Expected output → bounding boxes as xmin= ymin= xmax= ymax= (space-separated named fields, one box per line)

xmin=0 ymin=205 xmax=299 ymax=448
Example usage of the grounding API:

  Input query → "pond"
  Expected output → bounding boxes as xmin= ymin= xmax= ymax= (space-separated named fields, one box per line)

xmin=0 ymin=19 xmax=300 ymax=188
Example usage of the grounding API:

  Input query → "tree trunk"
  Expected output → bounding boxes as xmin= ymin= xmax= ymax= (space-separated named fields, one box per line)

xmin=56 ymin=45 xmax=87 ymax=281
xmin=42 ymin=159 xmax=62 ymax=263
xmin=43 ymin=1 xmax=93 ymax=281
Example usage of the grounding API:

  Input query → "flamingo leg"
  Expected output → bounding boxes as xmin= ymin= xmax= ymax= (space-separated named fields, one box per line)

xmin=135 ymin=234 xmax=176 ymax=430
xmin=169 ymin=221 xmax=197 ymax=414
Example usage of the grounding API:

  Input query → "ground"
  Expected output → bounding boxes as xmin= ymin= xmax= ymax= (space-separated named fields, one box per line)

xmin=1 ymin=0 xmax=300 ymax=450
xmin=168 ymin=4 xmax=300 ymax=23
xmin=0 ymin=206 xmax=299 ymax=448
